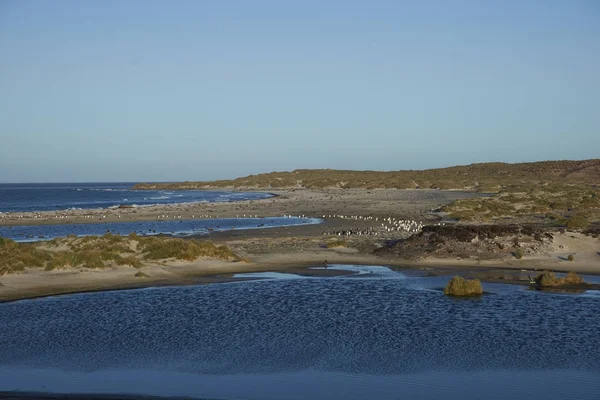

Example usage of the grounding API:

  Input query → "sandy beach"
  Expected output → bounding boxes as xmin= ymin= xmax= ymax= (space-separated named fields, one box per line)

xmin=1 ymin=189 xmax=599 ymax=302
xmin=0 ymin=189 xmax=480 ymax=226
xmin=2 ymin=233 xmax=599 ymax=302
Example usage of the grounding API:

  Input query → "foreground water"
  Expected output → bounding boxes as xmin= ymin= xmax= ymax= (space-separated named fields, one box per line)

xmin=0 ymin=217 xmax=321 ymax=242
xmin=1 ymin=266 xmax=599 ymax=400
xmin=0 ymin=183 xmax=272 ymax=213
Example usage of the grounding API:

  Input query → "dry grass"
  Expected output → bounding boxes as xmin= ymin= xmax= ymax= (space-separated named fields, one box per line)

xmin=444 ymin=183 xmax=599 ymax=224
xmin=443 ymin=276 xmax=483 ymax=296
xmin=0 ymin=234 xmax=239 ymax=275
xmin=534 ymin=270 xmax=585 ymax=286
xmin=514 ymin=248 xmax=524 ymax=259
xmin=326 ymin=239 xmax=349 ymax=249
xmin=133 ymin=160 xmax=600 ymax=190
xmin=139 ymin=237 xmax=239 ymax=261
xmin=134 ymin=271 xmax=150 ymax=279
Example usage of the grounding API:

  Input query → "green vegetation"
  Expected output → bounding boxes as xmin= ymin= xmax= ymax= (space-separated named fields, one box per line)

xmin=533 ymin=270 xmax=584 ymax=287
xmin=0 ymin=234 xmax=240 ymax=275
xmin=444 ymin=183 xmax=599 ymax=224
xmin=131 ymin=160 xmax=600 ymax=225
xmin=134 ymin=271 xmax=150 ymax=279
xmin=132 ymin=159 xmax=600 ymax=190
xmin=443 ymin=276 xmax=483 ymax=297
xmin=326 ymin=239 xmax=349 ymax=248
xmin=514 ymin=249 xmax=524 ymax=259
xmin=561 ymin=215 xmax=590 ymax=230
xmin=139 ymin=236 xmax=239 ymax=261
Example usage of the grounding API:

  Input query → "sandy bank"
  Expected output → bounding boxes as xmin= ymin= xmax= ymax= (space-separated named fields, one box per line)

xmin=0 ymin=189 xmax=481 ymax=227
xmin=2 ymin=243 xmax=599 ymax=303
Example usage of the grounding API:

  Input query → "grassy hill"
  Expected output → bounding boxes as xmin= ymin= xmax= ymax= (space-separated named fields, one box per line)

xmin=133 ymin=159 xmax=600 ymax=191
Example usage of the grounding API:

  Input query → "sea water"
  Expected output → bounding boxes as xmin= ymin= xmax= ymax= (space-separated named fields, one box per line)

xmin=1 ymin=266 xmax=598 ymax=400
xmin=0 ymin=182 xmax=273 ymax=213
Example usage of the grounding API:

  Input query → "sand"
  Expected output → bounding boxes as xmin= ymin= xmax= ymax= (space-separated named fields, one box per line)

xmin=1 ymin=188 xmax=599 ymax=302
xmin=0 ymin=189 xmax=480 ymax=226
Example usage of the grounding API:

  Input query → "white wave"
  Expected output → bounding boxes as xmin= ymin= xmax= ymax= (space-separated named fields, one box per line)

xmin=145 ymin=196 xmax=171 ymax=200
xmin=89 ymin=188 xmax=129 ymax=192
xmin=311 ymin=265 xmax=402 ymax=278
xmin=233 ymin=272 xmax=304 ymax=280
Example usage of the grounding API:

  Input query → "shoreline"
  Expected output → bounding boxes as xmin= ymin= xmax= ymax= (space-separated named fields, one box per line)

xmin=0 ymin=188 xmax=481 ymax=227
xmin=2 ymin=249 xmax=599 ymax=303
xmin=1 ymin=188 xmax=599 ymax=303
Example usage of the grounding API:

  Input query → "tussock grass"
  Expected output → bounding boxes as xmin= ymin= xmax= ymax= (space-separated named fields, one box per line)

xmin=534 ymin=270 xmax=584 ymax=286
xmin=134 ymin=271 xmax=150 ymax=279
xmin=445 ymin=183 xmax=599 ymax=223
xmin=443 ymin=276 xmax=483 ymax=296
xmin=0 ymin=234 xmax=239 ymax=275
xmin=513 ymin=249 xmax=524 ymax=259
xmin=326 ymin=239 xmax=349 ymax=249
xmin=139 ymin=237 xmax=239 ymax=261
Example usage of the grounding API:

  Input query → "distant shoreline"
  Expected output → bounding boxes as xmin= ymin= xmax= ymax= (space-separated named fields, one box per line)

xmin=1 ymin=187 xmax=598 ymax=303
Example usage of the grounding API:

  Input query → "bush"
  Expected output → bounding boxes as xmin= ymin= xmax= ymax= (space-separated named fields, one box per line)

xmin=566 ymin=215 xmax=589 ymax=230
xmin=134 ymin=271 xmax=150 ymax=279
xmin=534 ymin=270 xmax=584 ymax=286
xmin=116 ymin=255 xmax=142 ymax=268
xmin=514 ymin=249 xmax=524 ymax=259
xmin=567 ymin=254 xmax=574 ymax=262
xmin=444 ymin=276 xmax=483 ymax=296
xmin=139 ymin=237 xmax=239 ymax=261
xmin=563 ymin=270 xmax=583 ymax=284
xmin=0 ymin=235 xmax=240 ymax=275
xmin=326 ymin=239 xmax=348 ymax=249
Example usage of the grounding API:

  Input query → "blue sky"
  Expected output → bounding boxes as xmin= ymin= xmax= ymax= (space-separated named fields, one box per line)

xmin=1 ymin=0 xmax=599 ymax=182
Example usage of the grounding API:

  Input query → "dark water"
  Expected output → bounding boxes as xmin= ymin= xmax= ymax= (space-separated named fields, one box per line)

xmin=0 ymin=183 xmax=272 ymax=213
xmin=1 ymin=266 xmax=599 ymax=400
xmin=0 ymin=217 xmax=321 ymax=242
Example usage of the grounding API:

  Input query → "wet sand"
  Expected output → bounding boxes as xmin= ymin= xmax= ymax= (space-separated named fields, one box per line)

xmin=0 ymin=189 xmax=480 ymax=226
xmin=2 ymin=246 xmax=599 ymax=303
xmin=1 ymin=189 xmax=599 ymax=302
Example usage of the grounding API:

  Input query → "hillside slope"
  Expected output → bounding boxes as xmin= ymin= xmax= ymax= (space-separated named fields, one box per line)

xmin=133 ymin=159 xmax=600 ymax=191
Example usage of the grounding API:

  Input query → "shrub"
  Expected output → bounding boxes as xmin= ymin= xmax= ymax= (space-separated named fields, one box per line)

xmin=444 ymin=276 xmax=483 ymax=296
xmin=536 ymin=271 xmax=558 ymax=286
xmin=326 ymin=239 xmax=348 ymax=248
xmin=0 ymin=237 xmax=16 ymax=249
xmin=563 ymin=270 xmax=583 ymax=284
xmin=514 ymin=249 xmax=524 ymax=259
xmin=134 ymin=271 xmax=150 ymax=279
xmin=117 ymin=256 xmax=142 ymax=268
xmin=139 ymin=237 xmax=239 ymax=261
xmin=0 ymin=235 xmax=240 ymax=275
xmin=566 ymin=215 xmax=589 ymax=230
xmin=534 ymin=270 xmax=584 ymax=286
xmin=567 ymin=254 xmax=574 ymax=262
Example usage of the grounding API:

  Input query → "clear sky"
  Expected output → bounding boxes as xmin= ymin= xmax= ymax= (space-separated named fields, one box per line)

xmin=1 ymin=0 xmax=599 ymax=183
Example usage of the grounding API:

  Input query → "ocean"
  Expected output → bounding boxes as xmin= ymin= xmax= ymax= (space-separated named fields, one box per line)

xmin=1 ymin=266 xmax=599 ymax=400
xmin=0 ymin=183 xmax=320 ymax=240
xmin=0 ymin=182 xmax=272 ymax=213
